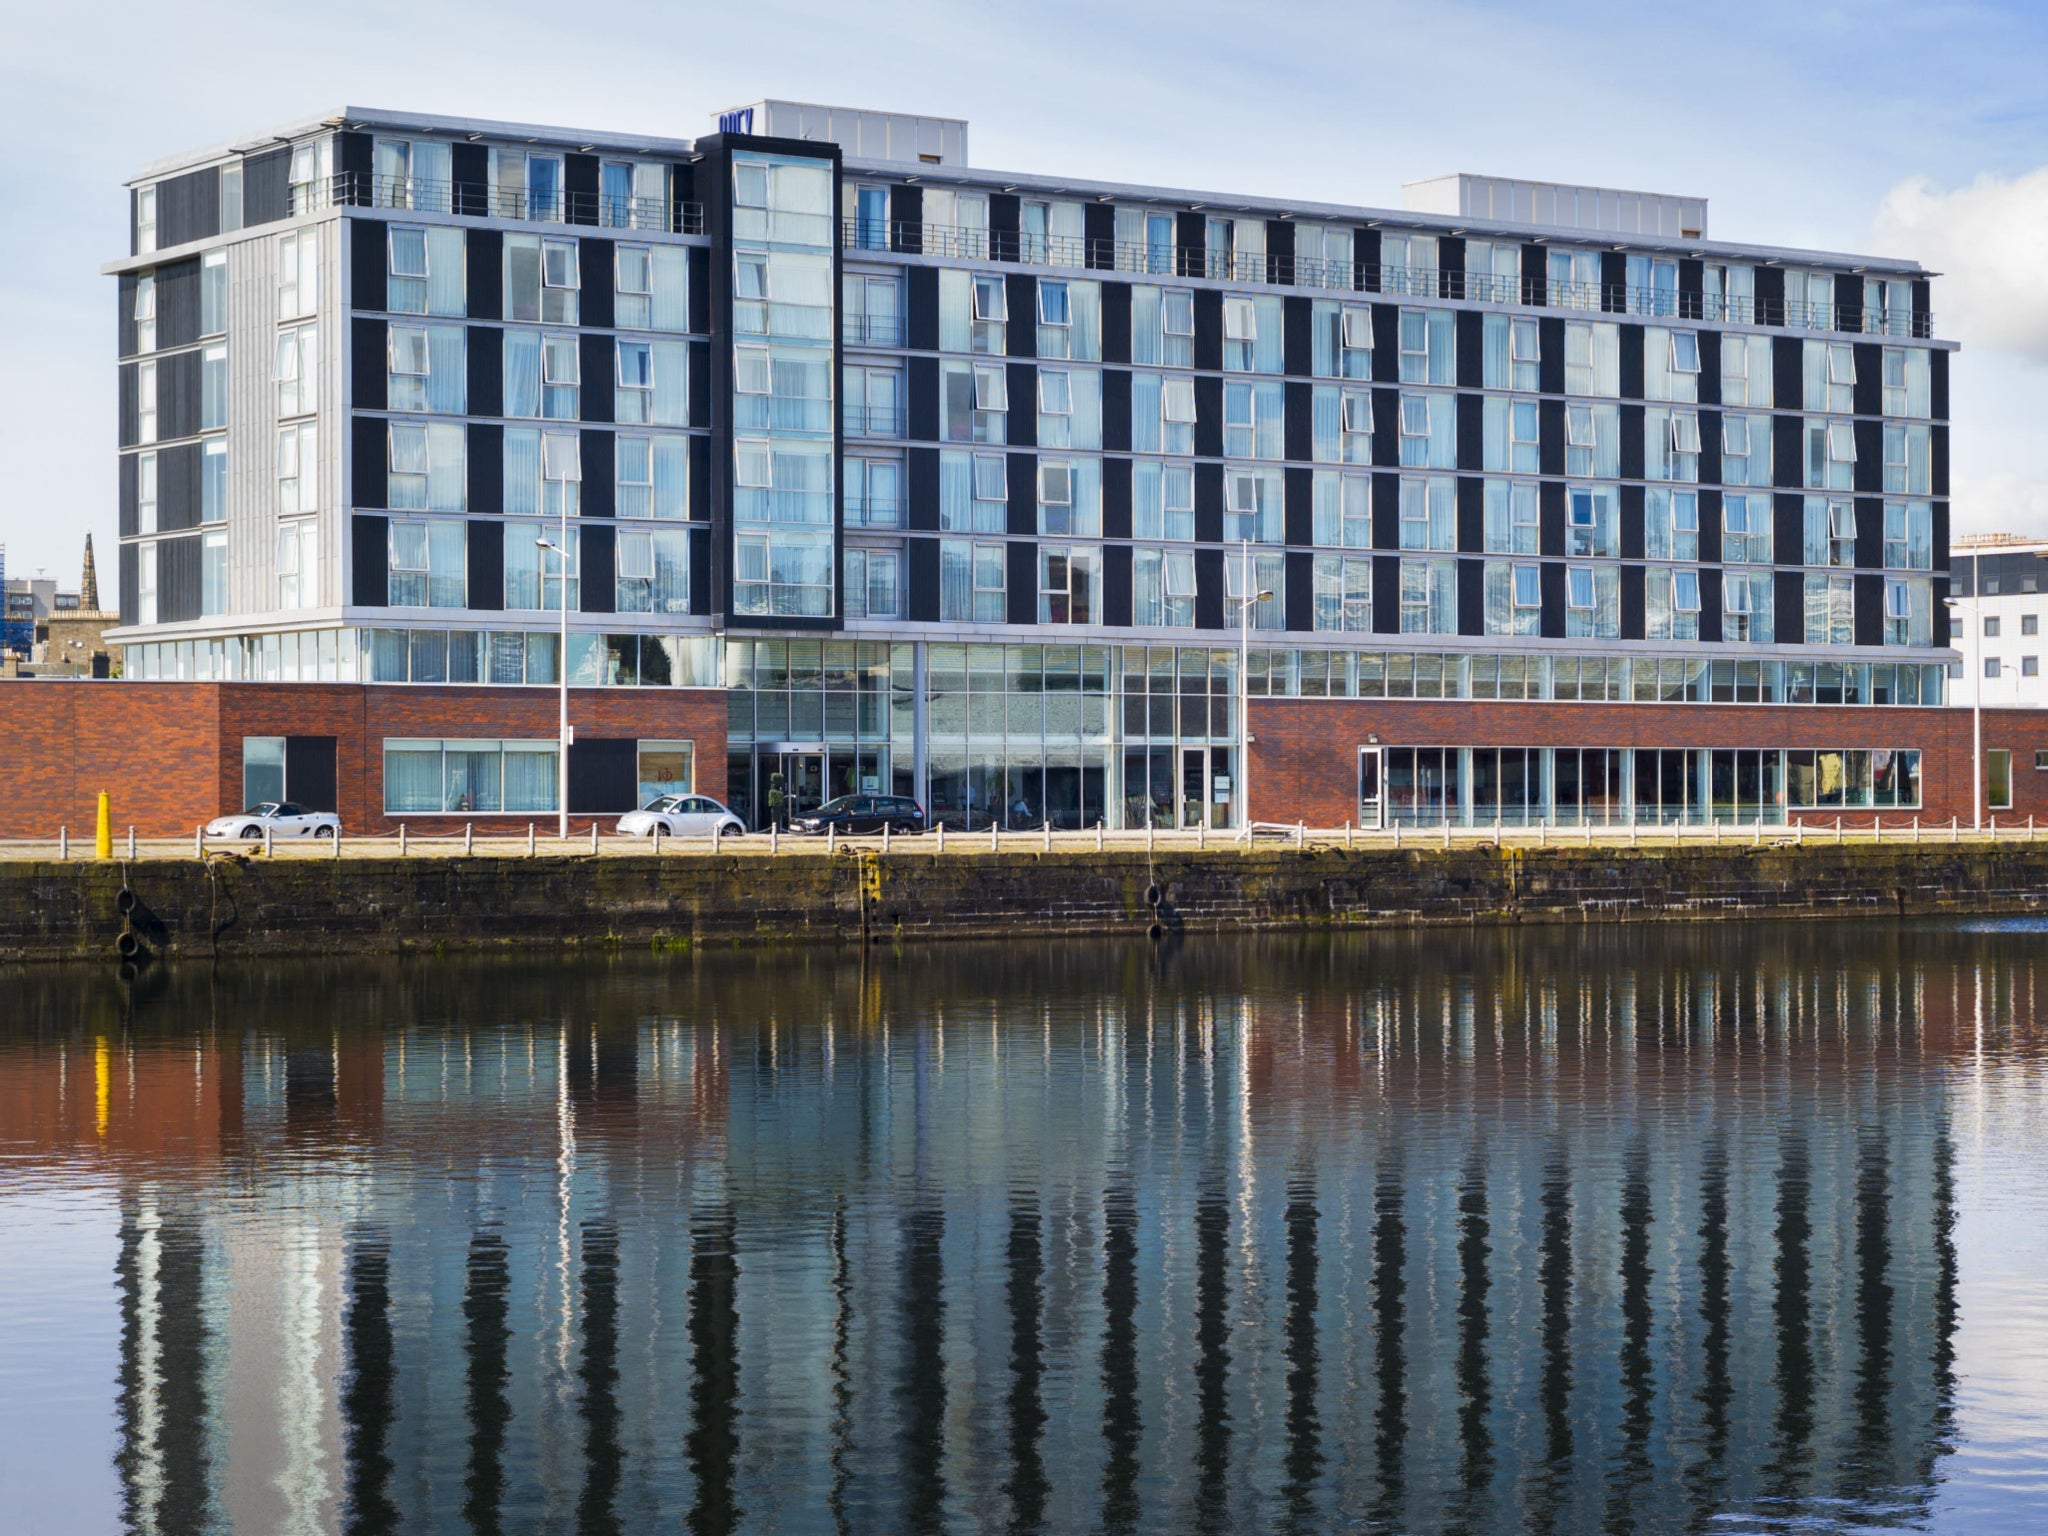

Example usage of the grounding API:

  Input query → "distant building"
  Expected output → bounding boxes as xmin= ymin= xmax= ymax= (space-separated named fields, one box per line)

xmin=1949 ymin=533 xmax=2048 ymax=707
xmin=3 ymin=536 xmax=120 ymax=677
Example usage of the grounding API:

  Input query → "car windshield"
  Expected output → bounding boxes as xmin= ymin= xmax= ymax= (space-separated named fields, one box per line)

xmin=645 ymin=796 xmax=683 ymax=812
xmin=815 ymin=796 xmax=860 ymax=815
xmin=245 ymin=804 xmax=281 ymax=817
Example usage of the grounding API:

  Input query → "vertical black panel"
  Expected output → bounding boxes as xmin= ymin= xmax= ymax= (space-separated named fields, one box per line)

xmin=1285 ymin=550 xmax=1314 ymax=630
xmin=1698 ymin=487 xmax=1722 ymax=564
xmin=1854 ymin=497 xmax=1883 ymax=569
xmin=334 ymin=132 xmax=372 ymax=206
xmin=353 ymin=416 xmax=388 ymax=509
xmin=1854 ymin=419 xmax=1882 ymax=495
xmin=1754 ymin=266 xmax=1785 ymax=328
xmin=689 ymin=528 xmax=712 ymax=613
xmin=1619 ymin=325 xmax=1644 ymax=399
xmin=1455 ymin=310 xmax=1483 ymax=389
xmin=1600 ymin=252 xmax=1626 ymax=313
xmin=908 ymin=357 xmax=939 ymax=441
xmin=1911 ymin=278 xmax=1931 ymax=338
xmin=1456 ymin=395 xmax=1483 ymax=473
xmin=1007 ymin=364 xmax=1037 ymax=448
xmin=1193 ymin=290 xmax=1223 ymax=372
xmin=467 ymin=229 xmax=502 ymax=321
xmin=1699 ymin=409 xmax=1722 ymax=486
xmin=1933 ymin=425 xmax=1950 ymax=496
xmin=1084 ymin=202 xmax=1115 ymax=270
xmin=1196 ymin=464 xmax=1224 ymax=544
xmin=907 ymin=447 xmax=940 ymax=531
xmin=1007 ymin=452 xmax=1037 ymax=535
xmin=1284 ymin=466 xmax=1314 ymax=547
xmin=119 ymin=543 xmax=138 ymax=625
xmin=565 ymin=154 xmax=599 ymax=226
xmin=1456 ymin=558 xmax=1483 ymax=635
xmin=1931 ymin=349 xmax=1949 ymax=420
xmin=579 ymin=522 xmax=615 ymax=613
xmin=1521 ymin=243 xmax=1547 ymax=307
xmin=1372 ymin=473 xmax=1400 ymax=550
xmin=568 ymin=741 xmax=637 ymax=811
xmin=353 ymin=317 xmax=389 ymax=412
xmin=1621 ymin=564 xmax=1646 ymax=639
xmin=158 ymin=443 xmax=200 ymax=530
xmin=353 ymin=219 xmax=389 ymax=314
xmin=1539 ymin=481 xmax=1565 ymax=556
xmin=907 ymin=536 xmax=940 ymax=621
xmin=118 ymin=272 xmax=139 ymax=359
xmin=157 ymin=349 xmax=202 ymax=441
xmin=579 ymin=334 xmax=614 ymax=423
xmin=1539 ymin=562 xmax=1565 ymax=637
xmin=1775 ymin=569 xmax=1807 ymax=645
xmin=1853 ymin=572 xmax=1884 ymax=647
xmin=1006 ymin=541 xmax=1037 ymax=626
xmin=890 ymin=185 xmax=923 ymax=254
xmin=162 ymin=166 xmax=222 ymax=245
xmin=1006 ymin=275 xmax=1037 ymax=358
xmin=1773 ymin=416 xmax=1802 ymax=490
xmin=242 ymin=147 xmax=290 ymax=226
xmin=1456 ymin=477 xmax=1483 ymax=552
xmin=1538 ymin=317 xmax=1566 ymax=395
xmin=1618 ymin=404 xmax=1645 ymax=482
xmin=467 ymin=326 xmax=503 ymax=419
xmin=1371 ymin=306 xmax=1400 ymax=383
xmin=467 ymin=516 xmax=504 ymax=611
xmin=1283 ymin=296 xmax=1313 ymax=378
xmin=1176 ymin=211 xmax=1206 ymax=277
xmin=1678 ymin=259 xmax=1704 ymax=319
xmin=1539 ymin=399 xmax=1565 ymax=478
xmin=119 ymin=453 xmax=139 ymax=537
xmin=1104 ymin=457 xmax=1133 ymax=540
xmin=157 ymin=259 xmax=201 ymax=350
xmin=1371 ymin=555 xmax=1399 ymax=634
xmin=1437 ymin=237 xmax=1465 ymax=299
xmin=689 ymin=343 xmax=710 ymax=429
xmin=1195 ymin=547 xmax=1226 ymax=628
xmin=1852 ymin=344 xmax=1882 ymax=418
xmin=688 ymin=251 xmax=710 ymax=333
xmin=353 ymin=514 xmax=389 ymax=605
xmin=1355 ymin=228 xmax=1381 ymax=292
xmin=1102 ymin=369 xmax=1132 ymax=453
xmin=1700 ymin=568 xmax=1723 ymax=643
xmin=581 ymin=238 xmax=615 ymax=329
xmin=1772 ymin=336 xmax=1802 ymax=408
xmin=582 ymin=429 xmax=615 ymax=520
xmin=1104 ymin=544 xmax=1134 ymax=627
xmin=1195 ymin=377 xmax=1223 ymax=459
xmin=1371 ymin=390 xmax=1398 ymax=468
xmin=1101 ymin=282 xmax=1132 ymax=365
xmin=1267 ymin=219 xmax=1296 ymax=286
xmin=452 ymin=143 xmax=488 ymax=217
xmin=689 ymin=437 xmax=710 ymax=521
xmin=1835 ymin=272 xmax=1864 ymax=335
xmin=1285 ymin=381 xmax=1313 ymax=463
xmin=118 ymin=363 xmax=137 ymax=448
xmin=1699 ymin=331 xmax=1722 ymax=405
xmin=907 ymin=267 xmax=939 ymax=351
xmin=1932 ymin=573 xmax=1951 ymax=645
xmin=1774 ymin=493 xmax=1805 ymax=565
xmin=286 ymin=738 xmax=338 ymax=812
xmin=988 ymin=193 xmax=1020 ymax=262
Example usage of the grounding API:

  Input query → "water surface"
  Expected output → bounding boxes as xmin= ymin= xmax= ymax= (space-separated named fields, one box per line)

xmin=3 ymin=924 xmax=2047 ymax=1534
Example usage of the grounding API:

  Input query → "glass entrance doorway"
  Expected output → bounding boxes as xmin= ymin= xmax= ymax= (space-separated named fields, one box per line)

xmin=750 ymin=748 xmax=891 ymax=828
xmin=1358 ymin=747 xmax=1383 ymax=829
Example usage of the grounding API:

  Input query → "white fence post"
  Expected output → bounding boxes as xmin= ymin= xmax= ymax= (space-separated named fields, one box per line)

xmin=59 ymin=827 xmax=67 ymax=860
xmin=264 ymin=824 xmax=273 ymax=858
xmin=465 ymin=822 xmax=474 ymax=856
xmin=937 ymin=822 xmax=946 ymax=854
xmin=400 ymin=822 xmax=408 ymax=856
xmin=128 ymin=826 xmax=136 ymax=860
xmin=885 ymin=820 xmax=893 ymax=855
xmin=770 ymin=823 xmax=779 ymax=854
xmin=591 ymin=821 xmax=599 ymax=855
xmin=712 ymin=821 xmax=722 ymax=854
xmin=194 ymin=825 xmax=203 ymax=859
xmin=334 ymin=825 xmax=343 ymax=859
xmin=528 ymin=823 xmax=536 ymax=857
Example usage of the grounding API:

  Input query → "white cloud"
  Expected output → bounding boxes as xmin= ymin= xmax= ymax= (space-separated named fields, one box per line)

xmin=1951 ymin=472 xmax=2048 ymax=541
xmin=1870 ymin=169 xmax=2048 ymax=360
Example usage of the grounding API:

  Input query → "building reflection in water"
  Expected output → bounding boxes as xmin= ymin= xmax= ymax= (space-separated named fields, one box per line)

xmin=1 ymin=923 xmax=2014 ymax=1534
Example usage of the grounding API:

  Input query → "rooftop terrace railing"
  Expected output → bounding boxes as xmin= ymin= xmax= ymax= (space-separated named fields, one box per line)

xmin=296 ymin=172 xmax=706 ymax=235
xmin=842 ymin=219 xmax=1932 ymax=337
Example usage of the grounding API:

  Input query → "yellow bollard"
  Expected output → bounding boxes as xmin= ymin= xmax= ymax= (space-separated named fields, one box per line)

xmin=95 ymin=791 xmax=112 ymax=860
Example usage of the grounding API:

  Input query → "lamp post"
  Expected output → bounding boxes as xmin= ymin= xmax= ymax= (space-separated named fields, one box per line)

xmin=537 ymin=532 xmax=571 ymax=839
xmin=1229 ymin=538 xmax=1274 ymax=838
xmin=1945 ymin=593 xmax=1982 ymax=830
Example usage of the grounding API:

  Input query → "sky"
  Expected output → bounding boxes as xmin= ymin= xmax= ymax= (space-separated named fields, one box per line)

xmin=3 ymin=0 xmax=2047 ymax=587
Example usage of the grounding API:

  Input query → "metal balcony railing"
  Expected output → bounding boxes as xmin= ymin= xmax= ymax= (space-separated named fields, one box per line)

xmin=842 ymin=219 xmax=1934 ymax=338
xmin=843 ymin=314 xmax=907 ymax=347
xmin=302 ymin=173 xmax=706 ymax=235
xmin=843 ymin=405 xmax=905 ymax=438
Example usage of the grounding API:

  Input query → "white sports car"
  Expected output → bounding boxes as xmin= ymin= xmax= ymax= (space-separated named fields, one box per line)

xmin=204 ymin=802 xmax=342 ymax=840
xmin=617 ymin=794 xmax=745 ymax=839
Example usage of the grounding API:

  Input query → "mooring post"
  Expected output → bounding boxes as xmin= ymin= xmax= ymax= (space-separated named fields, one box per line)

xmin=194 ymin=825 xmax=202 ymax=859
xmin=128 ymin=826 xmax=136 ymax=860
xmin=528 ymin=823 xmax=536 ymax=857
xmin=937 ymin=821 xmax=946 ymax=853
xmin=884 ymin=820 xmax=893 ymax=854
xmin=59 ymin=826 xmax=67 ymax=860
xmin=465 ymin=822 xmax=474 ymax=856
xmin=591 ymin=821 xmax=599 ymax=855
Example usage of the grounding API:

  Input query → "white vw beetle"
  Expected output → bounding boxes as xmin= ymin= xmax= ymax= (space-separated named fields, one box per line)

xmin=617 ymin=794 xmax=745 ymax=839
xmin=204 ymin=802 xmax=341 ymax=841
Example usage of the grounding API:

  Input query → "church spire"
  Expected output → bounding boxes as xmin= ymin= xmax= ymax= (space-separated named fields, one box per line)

xmin=80 ymin=533 xmax=100 ymax=612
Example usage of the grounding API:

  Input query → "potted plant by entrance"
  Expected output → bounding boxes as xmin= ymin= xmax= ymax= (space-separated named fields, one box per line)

xmin=766 ymin=771 xmax=787 ymax=830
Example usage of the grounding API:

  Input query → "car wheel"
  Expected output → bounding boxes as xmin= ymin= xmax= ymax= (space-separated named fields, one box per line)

xmin=315 ymin=826 xmax=335 ymax=839
xmin=239 ymin=826 xmax=263 ymax=840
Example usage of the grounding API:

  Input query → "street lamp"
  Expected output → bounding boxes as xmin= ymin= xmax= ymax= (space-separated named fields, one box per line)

xmin=1945 ymin=594 xmax=1982 ymax=830
xmin=537 ymin=533 xmax=571 ymax=839
xmin=1228 ymin=538 xmax=1274 ymax=839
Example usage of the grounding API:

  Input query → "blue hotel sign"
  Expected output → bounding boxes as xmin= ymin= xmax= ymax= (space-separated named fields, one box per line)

xmin=718 ymin=108 xmax=755 ymax=136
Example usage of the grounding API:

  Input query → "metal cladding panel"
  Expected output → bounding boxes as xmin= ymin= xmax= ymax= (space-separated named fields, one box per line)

xmin=578 ymin=522 xmax=615 ymax=614
xmin=580 ymin=237 xmax=614 ymax=327
xmin=119 ymin=543 xmax=138 ymax=626
xmin=1006 ymin=363 xmax=1036 ymax=447
xmin=157 ymin=258 xmax=201 ymax=350
xmin=1005 ymin=275 xmax=1036 ymax=359
xmin=1006 ymin=452 xmax=1036 ymax=536
xmin=1103 ymin=544 xmax=1133 ymax=628
xmin=352 ymin=317 xmax=388 ymax=412
xmin=1698 ymin=488 xmax=1722 ymax=564
xmin=1621 ymin=564 xmax=1646 ymax=639
xmin=1619 ymin=323 xmax=1644 ymax=399
xmin=1101 ymin=282 xmax=1132 ymax=365
xmin=242 ymin=147 xmax=291 ymax=227
xmin=1538 ymin=560 xmax=1565 ymax=638
xmin=1698 ymin=332 xmax=1722 ymax=405
xmin=581 ymin=429 xmax=615 ymax=519
xmin=907 ymin=536 xmax=940 ymax=622
xmin=467 ymin=326 xmax=502 ymax=419
xmin=906 ymin=447 xmax=940 ymax=531
xmin=467 ymin=423 xmax=503 ymax=514
xmin=156 ymin=533 xmax=204 ymax=623
xmin=1005 ymin=540 xmax=1037 ymax=626
xmin=467 ymin=517 xmax=504 ymax=612
xmin=352 ymin=219 xmax=388 ymax=315
xmin=1286 ymin=550 xmax=1314 ymax=632
xmin=285 ymin=737 xmax=338 ymax=813
xmin=1775 ymin=569 xmax=1806 ymax=644
xmin=1370 ymin=554 xmax=1399 ymax=635
xmin=1195 ymin=547 xmax=1225 ymax=629
xmin=579 ymin=334 xmax=614 ymax=423
xmin=567 ymin=740 xmax=637 ymax=813
xmin=1284 ymin=466 xmax=1314 ymax=548
xmin=467 ymin=229 xmax=503 ymax=320
xmin=1456 ymin=557 xmax=1483 ymax=636
xmin=1102 ymin=369 xmax=1132 ymax=453
xmin=352 ymin=416 xmax=387 ymax=510
xmin=1103 ymin=456 xmax=1132 ymax=540
xmin=352 ymin=514 xmax=388 ymax=606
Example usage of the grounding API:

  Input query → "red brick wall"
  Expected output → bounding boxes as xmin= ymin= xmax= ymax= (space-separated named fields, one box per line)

xmin=1250 ymin=698 xmax=2048 ymax=829
xmin=2 ymin=681 xmax=726 ymax=838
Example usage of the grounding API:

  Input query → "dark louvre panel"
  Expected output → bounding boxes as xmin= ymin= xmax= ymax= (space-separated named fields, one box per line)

xmin=1538 ymin=317 xmax=1566 ymax=394
xmin=580 ymin=238 xmax=614 ymax=328
xmin=1103 ymin=544 xmax=1134 ymax=627
xmin=1853 ymin=572 xmax=1884 ymax=647
xmin=1006 ymin=541 xmax=1037 ymax=627
xmin=119 ymin=543 xmax=138 ymax=626
xmin=241 ymin=147 xmax=291 ymax=226
xmin=352 ymin=219 xmax=388 ymax=314
xmin=1285 ymin=381 xmax=1314 ymax=464
xmin=1436 ymin=237 xmax=1464 ymax=299
xmin=1698 ymin=331 xmax=1722 ymax=405
xmin=1006 ymin=363 xmax=1037 ymax=448
xmin=1175 ymin=211 xmax=1205 ymax=277
xmin=1455 ymin=309 xmax=1483 ymax=388
xmin=989 ymin=193 xmax=1020 ymax=261
xmin=906 ymin=447 xmax=940 ymax=531
xmin=1456 ymin=557 xmax=1483 ymax=635
xmin=1456 ymin=476 xmax=1483 ymax=552
xmin=118 ymin=364 xmax=138 ymax=448
xmin=1194 ymin=377 xmax=1223 ymax=459
xmin=1775 ymin=569 xmax=1807 ymax=645
xmin=1084 ymin=201 xmax=1115 ymax=270
xmin=1285 ymin=466 xmax=1314 ymax=548
xmin=1932 ymin=573 xmax=1951 ymax=645
xmin=1266 ymin=219 xmax=1295 ymax=286
xmin=1678 ymin=258 xmax=1704 ymax=319
xmin=578 ymin=334 xmax=614 ymax=423
xmin=1101 ymin=282 xmax=1132 ymax=364
xmin=335 ymin=132 xmax=372 ymax=206
xmin=467 ymin=423 xmax=503 ymax=514
xmin=1539 ymin=398 xmax=1566 ymax=477
xmin=1934 ymin=424 xmax=1950 ymax=496
xmin=1456 ymin=395 xmax=1483 ymax=473
xmin=1600 ymin=251 xmax=1627 ymax=313
xmin=1853 ymin=343 xmax=1882 ymax=417
xmin=1195 ymin=547 xmax=1225 ymax=629
xmin=118 ymin=272 xmax=139 ymax=359
xmin=1195 ymin=464 xmax=1224 ymax=544
xmin=157 ymin=349 xmax=202 ymax=441
xmin=1697 ymin=490 xmax=1723 ymax=565
xmin=578 ymin=523 xmax=615 ymax=613
xmin=689 ymin=343 xmax=710 ymax=428
xmin=1193 ymin=290 xmax=1223 ymax=372
xmin=1371 ymin=389 xmax=1398 ymax=468
xmin=1006 ymin=453 xmax=1037 ymax=535
xmin=1620 ymin=564 xmax=1646 ymax=639
xmin=689 ymin=245 xmax=711 ymax=332
xmin=1539 ymin=561 xmax=1566 ymax=638
xmin=157 ymin=443 xmax=201 ymax=531
xmin=1371 ymin=555 xmax=1399 ymax=634
xmin=907 ymin=537 xmax=940 ymax=622
xmin=1619 ymin=324 xmax=1644 ymax=399
xmin=1699 ymin=566 xmax=1722 ymax=643
xmin=1354 ymin=228 xmax=1380 ymax=291
xmin=891 ymin=185 xmax=923 ymax=254
xmin=1102 ymin=370 xmax=1132 ymax=453
xmin=581 ymin=429 xmax=615 ymax=520
xmin=568 ymin=741 xmax=638 ymax=813
xmin=671 ymin=164 xmax=697 ymax=233
xmin=1286 ymin=550 xmax=1315 ymax=631
xmin=907 ymin=267 xmax=939 ymax=350
xmin=565 ymin=154 xmax=599 ymax=226
xmin=285 ymin=738 xmax=338 ymax=813
xmin=1618 ymin=404 xmax=1645 ymax=482
xmin=157 ymin=166 xmax=220 ymax=248
xmin=1912 ymin=278 xmax=1931 ymax=338
xmin=1372 ymin=473 xmax=1399 ymax=550
xmin=1772 ymin=416 xmax=1802 ymax=490
xmin=1520 ymin=243 xmax=1546 ymax=306
xmin=352 ymin=416 xmax=388 ymax=510
xmin=467 ymin=230 xmax=503 ymax=320
xmin=1371 ymin=306 xmax=1400 ymax=383
xmin=690 ymin=437 xmax=710 ymax=521
xmin=1539 ymin=481 xmax=1565 ymax=557
xmin=1103 ymin=457 xmax=1132 ymax=540
xmin=1855 ymin=497 xmax=1883 ymax=570
xmin=1619 ymin=484 xmax=1646 ymax=560
xmin=689 ymin=528 xmax=712 ymax=613
xmin=157 ymin=258 xmax=201 ymax=350
xmin=467 ymin=326 xmax=503 ymax=419
xmin=1283 ymin=296 xmax=1313 ymax=377
xmin=1854 ymin=419 xmax=1883 ymax=495
xmin=353 ymin=317 xmax=388 ymax=412
xmin=1772 ymin=337 xmax=1802 ymax=413
xmin=156 ymin=535 xmax=202 ymax=623
xmin=466 ymin=519 xmax=504 ymax=612
xmin=1774 ymin=494 xmax=1805 ymax=566
xmin=1931 ymin=348 xmax=1949 ymax=419
xmin=1699 ymin=409 xmax=1722 ymax=485
xmin=119 ymin=453 xmax=138 ymax=538
xmin=452 ymin=143 xmax=489 ymax=217
xmin=1005 ymin=275 xmax=1037 ymax=358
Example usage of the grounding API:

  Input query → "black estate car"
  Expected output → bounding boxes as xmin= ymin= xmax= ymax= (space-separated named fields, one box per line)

xmin=791 ymin=794 xmax=928 ymax=835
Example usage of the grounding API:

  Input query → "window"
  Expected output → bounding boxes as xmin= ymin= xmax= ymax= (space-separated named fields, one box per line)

xmin=542 ymin=334 xmax=580 ymax=419
xmin=1399 ymin=308 xmax=1454 ymax=385
xmin=1804 ymin=340 xmax=1856 ymax=413
xmin=600 ymin=159 xmax=668 ymax=230
xmin=276 ymin=324 xmax=318 ymax=416
xmin=542 ymin=430 xmax=581 ymax=519
xmin=388 ymin=325 xmax=428 ymax=411
xmin=1803 ymin=497 xmax=1858 ymax=567
xmin=1563 ymin=322 xmax=1620 ymax=396
xmin=1038 ymin=459 xmax=1076 ymax=533
xmin=388 ymin=225 xmax=465 ymax=317
xmin=1567 ymin=487 xmax=1617 ymax=557
xmin=1806 ymin=418 xmax=1857 ymax=490
xmin=1038 ymin=369 xmax=1074 ymax=448
xmin=1986 ymin=657 xmax=2003 ymax=679
xmin=384 ymin=740 xmax=558 ymax=814
xmin=276 ymin=422 xmax=317 ymax=514
xmin=135 ymin=185 xmax=157 ymax=254
xmin=288 ymin=139 xmax=331 ymax=213
xmin=1482 ymin=313 xmax=1540 ymax=391
xmin=1311 ymin=554 xmax=1372 ymax=631
xmin=1648 ymin=408 xmax=1700 ymax=482
xmin=1645 ymin=487 xmax=1698 ymax=560
xmin=615 ymin=528 xmax=689 ymax=614
xmin=1883 ymin=347 xmax=1931 ymax=418
xmin=1547 ymin=247 xmax=1600 ymax=307
xmin=505 ymin=235 xmax=579 ymax=324
xmin=1721 ymin=493 xmax=1771 ymax=564
xmin=1565 ymin=403 xmax=1617 ymax=478
xmin=1223 ymin=296 xmax=1258 ymax=371
xmin=387 ymin=517 xmax=466 ymax=607
xmin=200 ymin=251 xmax=227 ymax=338
xmin=1805 ymin=573 xmax=1855 ymax=645
xmin=137 ymin=360 xmax=157 ymax=444
xmin=136 ymin=451 xmax=157 ymax=533
xmin=1567 ymin=566 xmax=1595 ymax=611
xmin=1340 ymin=389 xmax=1373 ymax=464
xmin=1985 ymin=616 xmax=2001 ymax=638
xmin=2028 ymin=615 xmax=2041 ymax=638
xmin=1721 ymin=412 xmax=1769 ymax=487
xmin=1885 ymin=501 xmax=1933 ymax=570
xmin=1135 ymin=461 xmax=1197 ymax=541
xmin=1484 ymin=561 xmax=1541 ymax=637
xmin=617 ymin=340 xmax=654 ymax=423
xmin=969 ymin=273 xmax=1008 ymax=354
xmin=1227 ymin=550 xmax=1285 ymax=631
xmin=1037 ymin=280 xmax=1073 ymax=356
xmin=1312 ymin=302 xmax=1372 ymax=379
xmin=1482 ymin=480 xmax=1539 ymax=555
xmin=1644 ymin=328 xmax=1700 ymax=403
xmin=1159 ymin=374 xmax=1196 ymax=454
xmin=1223 ymin=381 xmax=1282 ymax=459
xmin=842 ymin=547 xmax=901 ymax=619
xmin=941 ymin=362 xmax=1008 ymax=444
xmin=2027 ymin=657 xmax=2041 ymax=678
xmin=1989 ymin=750 xmax=2013 ymax=812
xmin=1399 ymin=557 xmax=1455 ymax=633
xmin=388 ymin=421 xmax=466 ymax=512
xmin=941 ymin=539 xmax=1005 ymax=622
xmin=1722 ymin=571 xmax=1773 ymax=643
xmin=616 ymin=434 xmax=689 ymax=520
xmin=1224 ymin=467 xmax=1281 ymax=543
xmin=278 ymin=230 xmax=318 ymax=320
xmin=201 ymin=531 xmax=228 ymax=616
xmin=133 ymin=272 xmax=155 ymax=353
xmin=1398 ymin=476 xmax=1455 ymax=551
xmin=1627 ymin=254 xmax=1679 ymax=316
xmin=1884 ymin=424 xmax=1930 ymax=494
xmin=1382 ymin=232 xmax=1439 ymax=296
xmin=614 ymin=244 xmax=690 ymax=332
xmin=1154 ymin=286 xmax=1196 ymax=367
xmin=137 ymin=542 xmax=156 ymax=626
xmin=1134 ymin=547 xmax=1197 ymax=628
xmin=1399 ymin=392 xmax=1454 ymax=469
xmin=1721 ymin=335 xmax=1771 ymax=408
xmin=1785 ymin=269 xmax=1835 ymax=329
xmin=1483 ymin=396 xmax=1540 ymax=474
xmin=1465 ymin=238 xmax=1521 ymax=303
xmin=1647 ymin=566 xmax=1699 ymax=640
xmin=276 ymin=518 xmax=317 ymax=609
xmin=1568 ymin=565 xmax=1620 ymax=638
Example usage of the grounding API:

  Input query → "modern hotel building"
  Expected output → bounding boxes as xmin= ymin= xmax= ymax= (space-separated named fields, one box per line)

xmin=87 ymin=99 xmax=1962 ymax=832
